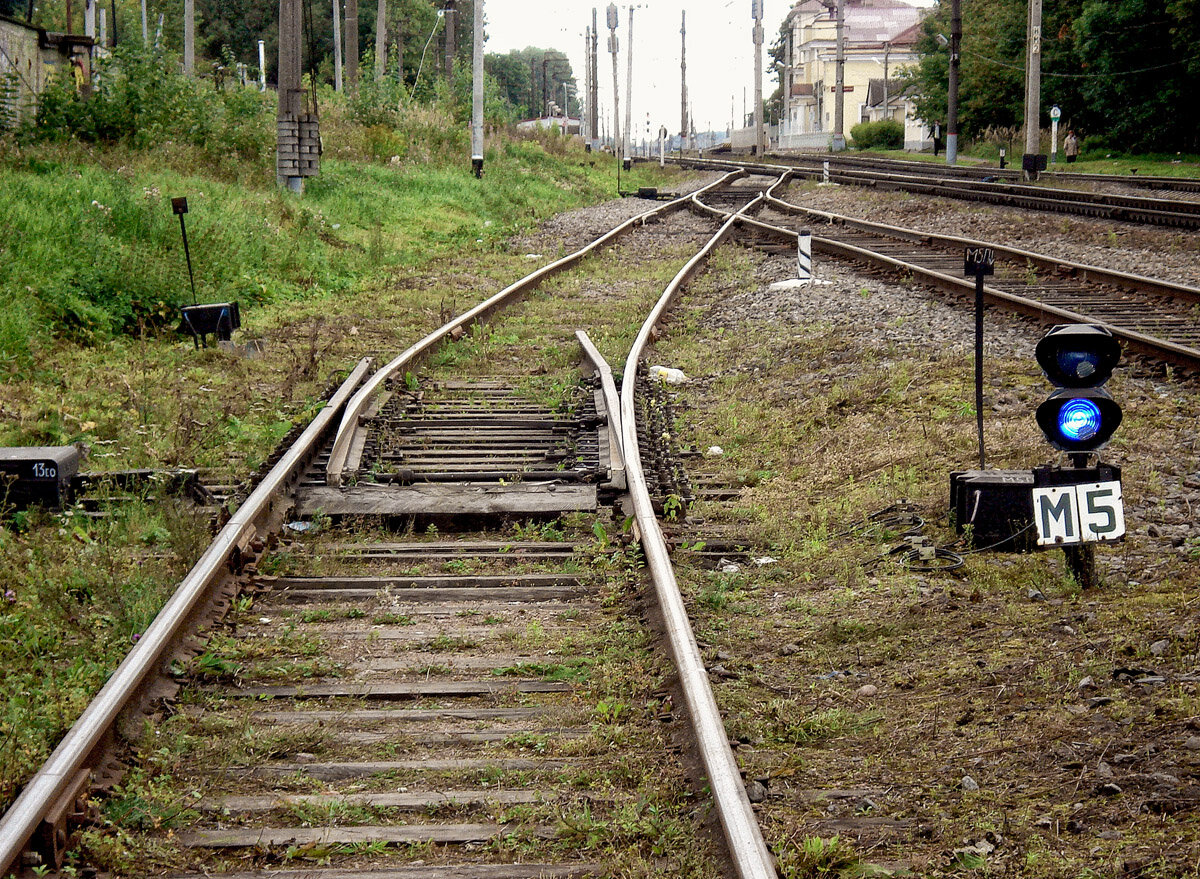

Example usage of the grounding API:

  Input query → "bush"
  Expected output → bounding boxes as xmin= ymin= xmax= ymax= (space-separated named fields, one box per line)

xmin=849 ymin=119 xmax=904 ymax=150
xmin=25 ymin=45 xmax=274 ymax=165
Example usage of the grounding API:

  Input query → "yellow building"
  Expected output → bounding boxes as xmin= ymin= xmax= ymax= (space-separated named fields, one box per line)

xmin=779 ymin=0 xmax=930 ymax=150
xmin=0 ymin=14 xmax=92 ymax=128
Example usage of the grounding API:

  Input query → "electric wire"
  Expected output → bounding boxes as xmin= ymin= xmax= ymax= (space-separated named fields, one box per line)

xmin=409 ymin=9 xmax=445 ymax=101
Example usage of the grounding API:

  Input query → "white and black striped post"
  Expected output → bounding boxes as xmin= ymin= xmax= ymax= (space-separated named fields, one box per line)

xmin=797 ymin=229 xmax=812 ymax=282
xmin=822 ymin=160 xmax=830 ymax=184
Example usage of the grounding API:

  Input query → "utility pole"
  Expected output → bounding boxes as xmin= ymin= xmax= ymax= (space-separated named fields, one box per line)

xmin=333 ymin=0 xmax=343 ymax=91
xmin=346 ymin=0 xmax=359 ymax=92
xmin=582 ymin=26 xmax=591 ymax=141
xmin=590 ymin=8 xmax=600 ymax=147
xmin=443 ymin=0 xmax=456 ymax=79
xmin=471 ymin=0 xmax=484 ymax=177
xmin=681 ymin=10 xmax=688 ymax=152
xmin=1022 ymin=0 xmax=1043 ymax=180
xmin=607 ymin=3 xmax=620 ymax=155
xmin=84 ymin=0 xmax=95 ymax=39
xmin=831 ymin=0 xmax=846 ymax=151
xmin=184 ymin=0 xmax=194 ymax=74
xmin=752 ymin=0 xmax=765 ymax=155
xmin=947 ymin=0 xmax=961 ymax=164
xmin=375 ymin=0 xmax=387 ymax=81
xmin=140 ymin=0 xmax=147 ymax=44
xmin=66 ymin=0 xmax=73 ymax=34
xmin=624 ymin=5 xmax=634 ymax=160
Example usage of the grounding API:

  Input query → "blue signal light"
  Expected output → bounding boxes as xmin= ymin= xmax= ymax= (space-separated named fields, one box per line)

xmin=1057 ymin=398 xmax=1102 ymax=442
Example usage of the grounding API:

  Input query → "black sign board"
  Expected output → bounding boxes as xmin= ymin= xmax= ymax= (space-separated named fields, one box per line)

xmin=964 ymin=246 xmax=995 ymax=276
xmin=172 ymin=196 xmax=189 ymax=215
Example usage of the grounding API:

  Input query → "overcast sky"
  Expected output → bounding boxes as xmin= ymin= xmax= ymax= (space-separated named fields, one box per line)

xmin=480 ymin=0 xmax=934 ymax=137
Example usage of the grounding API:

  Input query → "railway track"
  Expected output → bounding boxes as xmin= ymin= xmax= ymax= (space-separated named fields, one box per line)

xmin=3 ymin=162 xmax=1198 ymax=879
xmin=672 ymin=156 xmax=1200 ymax=231
xmin=686 ymin=171 xmax=1200 ymax=371
xmin=0 ymin=176 xmax=777 ymax=879
xmin=763 ymin=151 xmax=1200 ymax=195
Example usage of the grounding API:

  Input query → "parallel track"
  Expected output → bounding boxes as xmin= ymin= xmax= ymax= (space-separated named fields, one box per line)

xmin=688 ymin=171 xmax=1200 ymax=370
xmin=672 ymin=156 xmax=1200 ymax=230
xmin=764 ymin=151 xmax=1200 ymax=195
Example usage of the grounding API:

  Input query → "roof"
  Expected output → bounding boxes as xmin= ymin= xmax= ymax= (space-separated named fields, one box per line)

xmin=785 ymin=0 xmax=928 ymax=45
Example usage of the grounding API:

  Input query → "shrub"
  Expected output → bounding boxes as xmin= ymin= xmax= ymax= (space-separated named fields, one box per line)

xmin=849 ymin=119 xmax=903 ymax=150
xmin=25 ymin=44 xmax=274 ymax=164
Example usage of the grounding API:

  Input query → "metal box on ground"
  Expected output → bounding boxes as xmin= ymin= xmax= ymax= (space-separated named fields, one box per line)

xmin=178 ymin=302 xmax=241 ymax=347
xmin=0 ymin=446 xmax=81 ymax=510
xmin=950 ymin=469 xmax=1036 ymax=552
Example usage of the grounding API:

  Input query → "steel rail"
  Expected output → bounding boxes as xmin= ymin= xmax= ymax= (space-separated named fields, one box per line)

xmin=324 ymin=172 xmax=746 ymax=487
xmin=574 ymin=330 xmax=626 ymax=489
xmin=689 ymin=179 xmax=1200 ymax=368
xmin=620 ymin=185 xmax=778 ymax=879
xmin=0 ymin=358 xmax=374 ymax=878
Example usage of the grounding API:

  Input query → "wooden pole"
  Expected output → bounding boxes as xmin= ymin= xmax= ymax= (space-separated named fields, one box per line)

xmin=680 ymin=11 xmax=687 ymax=151
xmin=443 ymin=0 xmax=456 ymax=79
xmin=332 ymin=0 xmax=343 ymax=91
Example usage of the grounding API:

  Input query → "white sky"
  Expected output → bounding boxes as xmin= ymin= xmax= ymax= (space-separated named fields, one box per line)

xmin=481 ymin=0 xmax=934 ymax=137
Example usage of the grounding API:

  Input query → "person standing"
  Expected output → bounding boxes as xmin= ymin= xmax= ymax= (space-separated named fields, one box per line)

xmin=1064 ymin=130 xmax=1079 ymax=163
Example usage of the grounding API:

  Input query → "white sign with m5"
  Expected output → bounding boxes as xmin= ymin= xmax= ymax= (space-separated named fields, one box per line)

xmin=1032 ymin=480 xmax=1125 ymax=547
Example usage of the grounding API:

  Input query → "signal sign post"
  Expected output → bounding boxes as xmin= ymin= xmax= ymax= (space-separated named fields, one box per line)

xmin=964 ymin=246 xmax=994 ymax=469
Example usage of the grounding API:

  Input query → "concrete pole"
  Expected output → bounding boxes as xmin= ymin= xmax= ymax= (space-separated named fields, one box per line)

xmin=947 ymin=0 xmax=961 ymax=164
xmin=607 ymin=3 xmax=620 ymax=155
xmin=471 ymin=0 xmax=484 ymax=176
xmin=624 ymin=6 xmax=634 ymax=160
xmin=590 ymin=8 xmax=599 ymax=146
xmin=346 ymin=0 xmax=359 ymax=92
xmin=140 ymin=0 xmax=147 ymax=44
xmin=681 ymin=11 xmax=688 ymax=151
xmin=84 ymin=0 xmax=95 ymax=39
xmin=375 ymin=0 xmax=387 ymax=81
xmin=183 ymin=0 xmax=194 ymax=75
xmin=278 ymin=0 xmax=304 ymax=192
xmin=582 ymin=27 xmax=590 ymax=141
xmin=882 ymin=41 xmax=889 ymax=122
xmin=332 ymin=0 xmax=343 ymax=91
xmin=753 ymin=0 xmax=765 ymax=155
xmin=832 ymin=0 xmax=845 ymax=151
xmin=1023 ymin=0 xmax=1043 ymax=179
xmin=258 ymin=39 xmax=267 ymax=90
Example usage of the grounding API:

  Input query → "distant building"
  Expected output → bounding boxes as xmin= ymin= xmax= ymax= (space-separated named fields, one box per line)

xmin=516 ymin=115 xmax=581 ymax=136
xmin=777 ymin=0 xmax=931 ymax=151
xmin=0 ymin=14 xmax=93 ymax=127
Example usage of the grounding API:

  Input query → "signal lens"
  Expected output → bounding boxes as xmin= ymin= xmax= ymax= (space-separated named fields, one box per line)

xmin=1058 ymin=398 xmax=1102 ymax=442
xmin=1056 ymin=350 xmax=1102 ymax=383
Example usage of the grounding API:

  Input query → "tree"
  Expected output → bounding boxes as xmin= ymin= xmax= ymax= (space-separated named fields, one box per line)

xmin=1072 ymin=0 xmax=1199 ymax=151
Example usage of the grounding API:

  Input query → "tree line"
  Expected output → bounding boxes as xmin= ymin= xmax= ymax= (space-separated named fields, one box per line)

xmin=7 ymin=0 xmax=575 ymax=121
xmin=903 ymin=0 xmax=1200 ymax=153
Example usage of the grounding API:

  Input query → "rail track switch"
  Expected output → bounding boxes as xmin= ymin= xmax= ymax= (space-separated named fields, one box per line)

xmin=0 ymin=446 xmax=80 ymax=511
xmin=178 ymin=301 xmax=241 ymax=348
xmin=950 ymin=469 xmax=1035 ymax=552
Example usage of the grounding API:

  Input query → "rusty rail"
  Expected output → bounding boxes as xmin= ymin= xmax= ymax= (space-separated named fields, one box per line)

xmin=0 ymin=359 xmax=373 ymax=878
xmin=620 ymin=186 xmax=779 ymax=879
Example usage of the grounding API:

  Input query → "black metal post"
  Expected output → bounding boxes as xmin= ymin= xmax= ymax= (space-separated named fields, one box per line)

xmin=177 ymin=214 xmax=198 ymax=305
xmin=974 ymin=270 xmax=986 ymax=469
xmin=1064 ymin=452 xmax=1097 ymax=587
